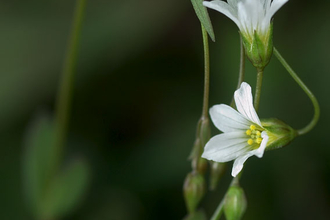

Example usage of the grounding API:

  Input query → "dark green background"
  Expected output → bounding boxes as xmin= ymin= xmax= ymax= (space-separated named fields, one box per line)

xmin=0 ymin=0 xmax=329 ymax=219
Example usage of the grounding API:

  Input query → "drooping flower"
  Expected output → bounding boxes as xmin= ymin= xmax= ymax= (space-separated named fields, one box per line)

xmin=202 ymin=82 xmax=297 ymax=177
xmin=203 ymin=0 xmax=288 ymax=69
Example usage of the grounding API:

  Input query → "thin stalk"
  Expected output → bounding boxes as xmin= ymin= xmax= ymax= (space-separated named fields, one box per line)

xmin=54 ymin=0 xmax=87 ymax=172
xmin=201 ymin=24 xmax=210 ymax=119
xmin=210 ymin=176 xmax=240 ymax=220
xmin=230 ymin=36 xmax=246 ymax=107
xmin=273 ymin=47 xmax=320 ymax=135
xmin=210 ymin=199 xmax=225 ymax=220
xmin=254 ymin=68 xmax=264 ymax=111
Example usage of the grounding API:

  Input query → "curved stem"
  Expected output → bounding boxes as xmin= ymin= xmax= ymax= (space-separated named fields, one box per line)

xmin=201 ymin=25 xmax=210 ymax=119
xmin=54 ymin=0 xmax=87 ymax=173
xmin=254 ymin=68 xmax=264 ymax=111
xmin=231 ymin=36 xmax=246 ymax=108
xmin=273 ymin=47 xmax=320 ymax=135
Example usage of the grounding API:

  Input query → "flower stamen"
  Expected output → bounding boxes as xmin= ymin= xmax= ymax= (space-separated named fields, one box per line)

xmin=246 ymin=124 xmax=263 ymax=146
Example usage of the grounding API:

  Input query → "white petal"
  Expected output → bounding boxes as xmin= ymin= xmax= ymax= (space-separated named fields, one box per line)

xmin=227 ymin=0 xmax=240 ymax=8
xmin=210 ymin=104 xmax=251 ymax=132
xmin=203 ymin=1 xmax=240 ymax=28
xmin=202 ymin=131 xmax=250 ymax=162
xmin=234 ymin=82 xmax=261 ymax=126
xmin=231 ymin=131 xmax=269 ymax=177
xmin=264 ymin=0 xmax=288 ymax=25
xmin=231 ymin=152 xmax=253 ymax=177
xmin=237 ymin=1 xmax=250 ymax=35
xmin=254 ymin=131 xmax=269 ymax=158
xmin=263 ymin=0 xmax=272 ymax=10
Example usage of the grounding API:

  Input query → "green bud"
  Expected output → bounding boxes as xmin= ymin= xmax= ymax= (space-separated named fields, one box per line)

xmin=183 ymin=172 xmax=206 ymax=214
xmin=224 ymin=186 xmax=247 ymax=220
xmin=241 ymin=22 xmax=274 ymax=70
xmin=209 ymin=162 xmax=226 ymax=191
xmin=261 ymin=118 xmax=298 ymax=151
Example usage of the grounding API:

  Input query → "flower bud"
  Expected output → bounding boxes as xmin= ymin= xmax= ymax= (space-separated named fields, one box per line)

xmin=183 ymin=172 xmax=206 ymax=214
xmin=224 ymin=186 xmax=247 ymax=220
xmin=241 ymin=22 xmax=274 ymax=71
xmin=209 ymin=162 xmax=226 ymax=191
xmin=261 ymin=118 xmax=298 ymax=151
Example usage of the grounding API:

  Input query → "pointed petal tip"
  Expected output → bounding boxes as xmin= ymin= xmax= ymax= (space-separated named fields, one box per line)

xmin=231 ymin=167 xmax=240 ymax=177
xmin=234 ymin=82 xmax=262 ymax=126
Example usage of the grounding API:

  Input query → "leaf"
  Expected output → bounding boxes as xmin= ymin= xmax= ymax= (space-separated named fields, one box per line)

xmin=23 ymin=113 xmax=90 ymax=219
xmin=40 ymin=159 xmax=90 ymax=219
xmin=22 ymin=113 xmax=57 ymax=217
xmin=191 ymin=0 xmax=215 ymax=41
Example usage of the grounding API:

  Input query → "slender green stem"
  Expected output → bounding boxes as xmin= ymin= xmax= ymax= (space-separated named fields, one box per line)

xmin=254 ymin=68 xmax=264 ymax=111
xmin=231 ymin=36 xmax=246 ymax=107
xmin=210 ymin=199 xmax=225 ymax=220
xmin=210 ymin=176 xmax=240 ymax=220
xmin=54 ymin=0 xmax=87 ymax=172
xmin=273 ymin=47 xmax=320 ymax=135
xmin=201 ymin=25 xmax=210 ymax=119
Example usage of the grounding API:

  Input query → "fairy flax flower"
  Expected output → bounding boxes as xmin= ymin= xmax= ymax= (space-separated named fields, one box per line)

xmin=202 ymin=82 xmax=297 ymax=177
xmin=203 ymin=0 xmax=288 ymax=69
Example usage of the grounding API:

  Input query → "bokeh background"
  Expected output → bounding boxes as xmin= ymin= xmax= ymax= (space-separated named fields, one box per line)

xmin=1 ymin=0 xmax=329 ymax=219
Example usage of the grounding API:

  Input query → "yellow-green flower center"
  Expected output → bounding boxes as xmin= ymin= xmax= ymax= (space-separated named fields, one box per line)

xmin=246 ymin=125 xmax=263 ymax=146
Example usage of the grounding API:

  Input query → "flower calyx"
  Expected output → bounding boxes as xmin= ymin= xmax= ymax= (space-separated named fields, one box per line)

xmin=241 ymin=21 xmax=274 ymax=71
xmin=261 ymin=118 xmax=298 ymax=151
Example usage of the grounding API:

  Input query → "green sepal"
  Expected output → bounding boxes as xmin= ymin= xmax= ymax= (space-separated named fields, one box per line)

xmin=191 ymin=0 xmax=215 ymax=42
xmin=261 ymin=118 xmax=298 ymax=151
xmin=240 ymin=22 xmax=274 ymax=70
xmin=224 ymin=185 xmax=247 ymax=220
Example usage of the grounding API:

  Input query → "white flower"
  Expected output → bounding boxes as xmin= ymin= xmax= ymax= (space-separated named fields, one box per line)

xmin=203 ymin=0 xmax=288 ymax=43
xmin=202 ymin=82 xmax=269 ymax=177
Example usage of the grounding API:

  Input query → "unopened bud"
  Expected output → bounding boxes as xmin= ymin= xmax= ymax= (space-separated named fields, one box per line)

xmin=241 ymin=22 xmax=274 ymax=70
xmin=261 ymin=118 xmax=298 ymax=151
xmin=209 ymin=162 xmax=226 ymax=191
xmin=183 ymin=172 xmax=206 ymax=214
xmin=224 ymin=186 xmax=247 ymax=220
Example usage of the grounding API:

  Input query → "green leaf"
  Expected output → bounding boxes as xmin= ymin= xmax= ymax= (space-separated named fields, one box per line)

xmin=191 ymin=0 xmax=215 ymax=41
xmin=23 ymin=113 xmax=90 ymax=219
xmin=23 ymin=113 xmax=57 ymax=217
xmin=40 ymin=159 xmax=90 ymax=219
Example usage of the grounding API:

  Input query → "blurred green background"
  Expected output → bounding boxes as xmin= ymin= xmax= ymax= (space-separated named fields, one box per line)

xmin=0 ymin=0 xmax=329 ymax=219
